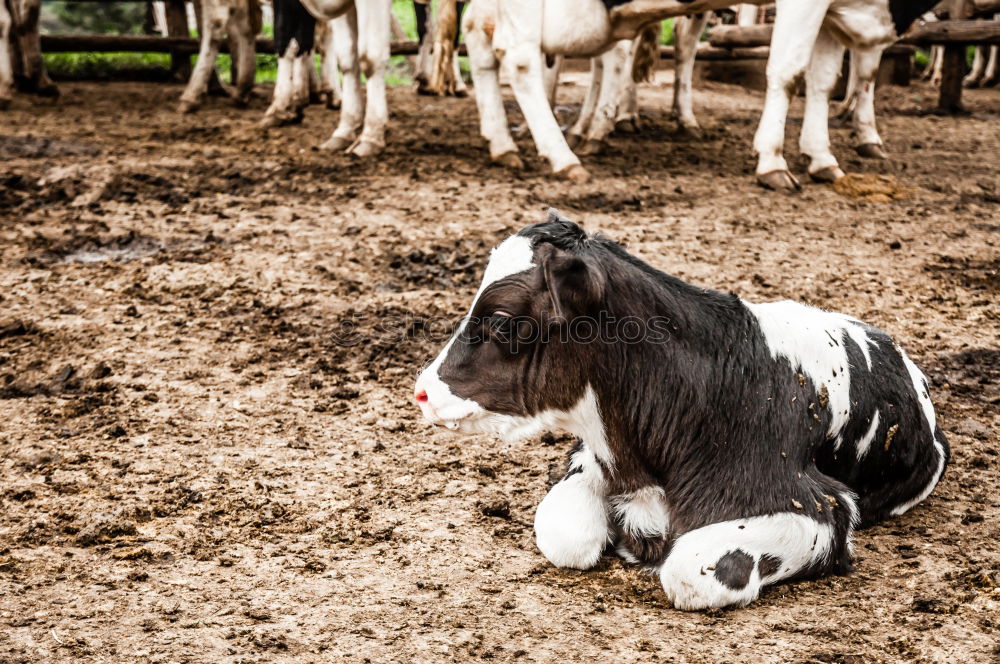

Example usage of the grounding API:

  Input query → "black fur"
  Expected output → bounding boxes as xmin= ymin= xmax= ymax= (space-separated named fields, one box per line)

xmin=758 ymin=553 xmax=782 ymax=578
xmin=714 ymin=550 xmax=755 ymax=590
xmin=888 ymin=0 xmax=940 ymax=37
xmin=273 ymin=0 xmax=316 ymax=56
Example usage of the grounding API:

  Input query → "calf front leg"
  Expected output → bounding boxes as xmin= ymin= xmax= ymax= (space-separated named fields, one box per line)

xmin=534 ymin=444 xmax=610 ymax=570
xmin=799 ymin=28 xmax=846 ymax=183
xmin=752 ymin=0 xmax=831 ymax=191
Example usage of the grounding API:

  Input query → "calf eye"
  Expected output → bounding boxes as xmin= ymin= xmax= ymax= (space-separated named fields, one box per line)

xmin=487 ymin=311 xmax=514 ymax=341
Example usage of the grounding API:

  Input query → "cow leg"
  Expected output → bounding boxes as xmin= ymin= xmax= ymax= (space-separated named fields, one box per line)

xmin=534 ymin=444 xmax=609 ymax=570
xmin=673 ymin=12 xmax=710 ymax=137
xmin=982 ymin=44 xmax=999 ymax=87
xmin=799 ymin=28 xmax=846 ymax=183
xmin=567 ymin=57 xmax=602 ymax=150
xmin=11 ymin=0 xmax=57 ymax=97
xmin=261 ymin=40 xmax=305 ymax=127
xmin=291 ymin=50 xmax=313 ymax=110
xmin=614 ymin=48 xmax=639 ymax=133
xmin=179 ymin=0 xmax=228 ymax=113
xmin=346 ymin=0 xmax=391 ymax=157
xmin=578 ymin=39 xmax=631 ymax=155
xmin=753 ymin=0 xmax=832 ymax=192
xmin=660 ymin=502 xmax=856 ymax=610
xmin=963 ymin=45 xmax=986 ymax=88
xmin=543 ymin=54 xmax=563 ymax=109
xmin=463 ymin=0 xmax=521 ymax=169
xmin=929 ymin=45 xmax=943 ymax=87
xmin=0 ymin=2 xmax=13 ymax=109
xmin=318 ymin=20 xmax=342 ymax=109
xmin=319 ymin=7 xmax=363 ymax=151
xmin=228 ymin=5 xmax=257 ymax=107
xmin=850 ymin=47 xmax=887 ymax=160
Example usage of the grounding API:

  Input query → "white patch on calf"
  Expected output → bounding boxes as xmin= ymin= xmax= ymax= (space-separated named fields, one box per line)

xmin=854 ymin=409 xmax=881 ymax=461
xmin=534 ymin=443 xmax=609 ymax=570
xmin=890 ymin=436 xmax=947 ymax=517
xmin=744 ymin=300 xmax=873 ymax=441
xmin=611 ymin=486 xmax=670 ymax=539
xmin=659 ymin=512 xmax=837 ymax=611
xmin=896 ymin=345 xmax=936 ymax=433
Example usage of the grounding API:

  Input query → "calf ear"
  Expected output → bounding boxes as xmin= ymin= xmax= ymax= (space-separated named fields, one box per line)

xmin=539 ymin=244 xmax=605 ymax=320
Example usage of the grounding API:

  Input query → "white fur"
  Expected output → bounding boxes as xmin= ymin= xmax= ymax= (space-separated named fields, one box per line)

xmin=179 ymin=0 xmax=258 ymax=110
xmin=0 ymin=1 xmax=12 ymax=105
xmin=535 ymin=443 xmax=610 ymax=569
xmin=853 ymin=409 xmax=881 ymax=460
xmin=897 ymin=346 xmax=936 ymax=434
xmin=659 ymin=512 xmax=837 ymax=610
xmin=744 ymin=300 xmax=872 ymax=441
xmin=611 ymin=486 xmax=670 ymax=538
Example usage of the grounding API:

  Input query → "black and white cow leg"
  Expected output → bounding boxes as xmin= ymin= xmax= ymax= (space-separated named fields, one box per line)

xmin=0 ymin=1 xmax=13 ymax=110
xmin=753 ymin=0 xmax=831 ymax=192
xmin=800 ymin=28 xmax=846 ymax=184
xmin=319 ymin=6 xmax=363 ymax=151
xmin=318 ymin=20 xmax=343 ymax=109
xmin=672 ymin=12 xmax=710 ymax=139
xmin=179 ymin=2 xmax=229 ymax=114
xmin=261 ymin=40 xmax=307 ymax=127
xmin=534 ymin=444 xmax=610 ymax=570
xmin=660 ymin=489 xmax=857 ymax=611
xmin=463 ymin=0 xmax=522 ymax=170
xmin=849 ymin=47 xmax=888 ymax=161
xmin=345 ymin=0 xmax=390 ymax=158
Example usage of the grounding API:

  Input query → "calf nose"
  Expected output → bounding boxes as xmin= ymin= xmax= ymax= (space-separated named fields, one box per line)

xmin=415 ymin=390 xmax=428 ymax=403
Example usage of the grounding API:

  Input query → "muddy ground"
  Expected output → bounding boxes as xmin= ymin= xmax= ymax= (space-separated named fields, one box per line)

xmin=0 ymin=72 xmax=997 ymax=664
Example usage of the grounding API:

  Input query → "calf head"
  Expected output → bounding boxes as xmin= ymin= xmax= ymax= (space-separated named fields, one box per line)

xmin=414 ymin=211 xmax=607 ymax=440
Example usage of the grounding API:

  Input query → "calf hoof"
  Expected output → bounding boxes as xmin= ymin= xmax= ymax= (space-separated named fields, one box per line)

xmin=566 ymin=133 xmax=583 ymax=149
xmin=494 ymin=151 xmax=524 ymax=170
xmin=757 ymin=170 xmax=801 ymax=192
xmin=855 ymin=143 xmax=888 ymax=160
xmin=558 ymin=164 xmax=591 ymax=182
xmin=348 ymin=140 xmax=383 ymax=159
xmin=318 ymin=135 xmax=354 ymax=151
xmin=809 ymin=166 xmax=845 ymax=184
xmin=614 ymin=117 xmax=640 ymax=134
xmin=577 ymin=139 xmax=606 ymax=156
xmin=177 ymin=99 xmax=200 ymax=114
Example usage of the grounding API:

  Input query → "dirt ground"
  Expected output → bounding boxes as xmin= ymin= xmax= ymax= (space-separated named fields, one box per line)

xmin=0 ymin=70 xmax=998 ymax=664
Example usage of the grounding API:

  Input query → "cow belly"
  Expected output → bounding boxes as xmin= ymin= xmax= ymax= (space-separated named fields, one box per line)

xmin=825 ymin=0 xmax=897 ymax=49
xmin=299 ymin=0 xmax=354 ymax=21
xmin=540 ymin=0 xmax=612 ymax=56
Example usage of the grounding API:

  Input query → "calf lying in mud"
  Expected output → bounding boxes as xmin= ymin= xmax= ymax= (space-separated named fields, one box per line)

xmin=414 ymin=211 xmax=948 ymax=610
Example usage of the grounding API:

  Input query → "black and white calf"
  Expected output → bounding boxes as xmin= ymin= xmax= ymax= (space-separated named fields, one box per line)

xmin=414 ymin=211 xmax=948 ymax=610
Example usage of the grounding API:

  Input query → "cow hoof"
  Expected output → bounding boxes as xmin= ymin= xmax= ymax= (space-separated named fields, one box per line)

xmin=494 ymin=151 xmax=524 ymax=170
xmin=318 ymin=135 xmax=354 ymax=151
xmin=810 ymin=166 xmax=845 ymax=184
xmin=35 ymin=84 xmax=60 ymax=98
xmin=566 ymin=133 xmax=583 ymax=149
xmin=559 ymin=164 xmax=591 ymax=182
xmin=757 ymin=170 xmax=801 ymax=192
xmin=676 ymin=124 xmax=703 ymax=140
xmin=348 ymin=140 xmax=383 ymax=158
xmin=177 ymin=99 xmax=200 ymax=114
xmin=416 ymin=82 xmax=437 ymax=97
xmin=614 ymin=117 xmax=640 ymax=134
xmin=577 ymin=139 xmax=606 ymax=156
xmin=855 ymin=143 xmax=888 ymax=160
xmin=231 ymin=95 xmax=252 ymax=109
xmin=453 ymin=88 xmax=469 ymax=99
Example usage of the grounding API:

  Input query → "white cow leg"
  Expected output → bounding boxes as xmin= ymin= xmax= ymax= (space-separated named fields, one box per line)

xmin=12 ymin=0 xmax=56 ymax=96
xmin=579 ymin=39 xmax=631 ymax=155
xmin=673 ymin=12 xmax=710 ymax=136
xmin=261 ymin=40 xmax=303 ymax=127
xmin=320 ymin=8 xmax=363 ymax=151
xmin=464 ymin=3 xmax=521 ymax=168
xmin=799 ymin=28 xmax=846 ymax=182
xmin=291 ymin=51 xmax=312 ymax=111
xmin=567 ymin=57 xmax=602 ymax=149
xmin=179 ymin=3 xmax=228 ymax=113
xmin=850 ymin=47 xmax=887 ymax=160
xmin=319 ymin=21 xmax=342 ymax=109
xmin=229 ymin=8 xmax=256 ymax=107
xmin=983 ymin=44 xmax=999 ymax=87
xmin=349 ymin=0 xmax=391 ymax=157
xmin=452 ymin=46 xmax=469 ymax=96
xmin=963 ymin=45 xmax=985 ymax=88
xmin=543 ymin=54 xmax=563 ymax=109
xmin=929 ymin=45 xmax=943 ymax=87
xmin=752 ymin=0 xmax=832 ymax=191
xmin=614 ymin=54 xmax=639 ymax=134
xmin=0 ymin=2 xmax=13 ymax=108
